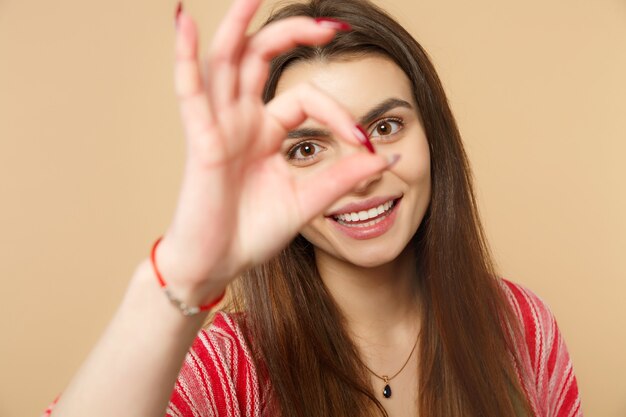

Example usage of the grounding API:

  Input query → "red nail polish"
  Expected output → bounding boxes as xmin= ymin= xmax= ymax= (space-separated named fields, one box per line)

xmin=353 ymin=124 xmax=375 ymax=154
xmin=175 ymin=1 xmax=183 ymax=26
xmin=314 ymin=17 xmax=352 ymax=31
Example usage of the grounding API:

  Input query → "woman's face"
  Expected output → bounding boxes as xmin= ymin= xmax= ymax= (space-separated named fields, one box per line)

xmin=275 ymin=55 xmax=431 ymax=268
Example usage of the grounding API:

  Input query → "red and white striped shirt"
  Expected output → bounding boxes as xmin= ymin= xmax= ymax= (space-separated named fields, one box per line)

xmin=503 ymin=280 xmax=582 ymax=417
xmin=43 ymin=280 xmax=582 ymax=417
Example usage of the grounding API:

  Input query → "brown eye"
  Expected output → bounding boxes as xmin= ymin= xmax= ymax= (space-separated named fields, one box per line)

xmin=286 ymin=141 xmax=326 ymax=164
xmin=370 ymin=118 xmax=403 ymax=139
xmin=376 ymin=121 xmax=392 ymax=136
xmin=299 ymin=143 xmax=315 ymax=158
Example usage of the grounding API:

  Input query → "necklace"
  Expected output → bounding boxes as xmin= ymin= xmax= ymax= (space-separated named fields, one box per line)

xmin=362 ymin=337 xmax=418 ymax=399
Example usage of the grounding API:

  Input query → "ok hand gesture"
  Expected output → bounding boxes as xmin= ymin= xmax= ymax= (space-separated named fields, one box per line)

xmin=159 ymin=0 xmax=393 ymax=301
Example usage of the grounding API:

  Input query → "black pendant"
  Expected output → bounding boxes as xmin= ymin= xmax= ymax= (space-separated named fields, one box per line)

xmin=383 ymin=384 xmax=392 ymax=398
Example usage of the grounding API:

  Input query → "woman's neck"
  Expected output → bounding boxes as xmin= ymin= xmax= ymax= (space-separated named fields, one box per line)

xmin=314 ymin=246 xmax=421 ymax=347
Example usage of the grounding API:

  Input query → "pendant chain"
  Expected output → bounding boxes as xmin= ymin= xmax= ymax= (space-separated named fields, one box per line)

xmin=362 ymin=336 xmax=419 ymax=383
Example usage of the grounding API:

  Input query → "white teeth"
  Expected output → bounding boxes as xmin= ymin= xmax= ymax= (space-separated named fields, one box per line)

xmin=333 ymin=199 xmax=396 ymax=225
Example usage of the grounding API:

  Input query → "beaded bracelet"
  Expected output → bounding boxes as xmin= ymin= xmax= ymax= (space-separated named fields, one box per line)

xmin=150 ymin=236 xmax=226 ymax=317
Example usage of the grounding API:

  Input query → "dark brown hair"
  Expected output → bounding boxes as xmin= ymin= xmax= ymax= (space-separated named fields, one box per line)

xmin=229 ymin=1 xmax=533 ymax=416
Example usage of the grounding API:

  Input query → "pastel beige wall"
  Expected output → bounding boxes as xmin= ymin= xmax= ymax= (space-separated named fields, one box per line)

xmin=0 ymin=0 xmax=624 ymax=416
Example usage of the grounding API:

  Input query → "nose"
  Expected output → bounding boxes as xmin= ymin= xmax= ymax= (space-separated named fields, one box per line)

xmin=337 ymin=140 xmax=384 ymax=193
xmin=352 ymin=169 xmax=383 ymax=194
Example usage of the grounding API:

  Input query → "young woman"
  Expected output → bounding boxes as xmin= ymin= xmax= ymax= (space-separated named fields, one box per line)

xmin=44 ymin=0 xmax=582 ymax=416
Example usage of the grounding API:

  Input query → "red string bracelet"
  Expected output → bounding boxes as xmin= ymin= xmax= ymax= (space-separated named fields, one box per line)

xmin=150 ymin=236 xmax=226 ymax=316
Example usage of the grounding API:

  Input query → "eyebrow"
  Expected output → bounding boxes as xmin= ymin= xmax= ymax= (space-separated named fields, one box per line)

xmin=285 ymin=97 xmax=413 ymax=140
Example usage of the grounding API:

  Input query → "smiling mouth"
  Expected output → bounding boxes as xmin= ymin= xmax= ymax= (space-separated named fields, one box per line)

xmin=331 ymin=198 xmax=399 ymax=227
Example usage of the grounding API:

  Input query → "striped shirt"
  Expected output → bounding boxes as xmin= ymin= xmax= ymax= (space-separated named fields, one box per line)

xmin=43 ymin=280 xmax=582 ymax=417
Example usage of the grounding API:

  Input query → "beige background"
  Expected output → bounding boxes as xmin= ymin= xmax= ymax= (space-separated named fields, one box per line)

xmin=1 ymin=0 xmax=624 ymax=416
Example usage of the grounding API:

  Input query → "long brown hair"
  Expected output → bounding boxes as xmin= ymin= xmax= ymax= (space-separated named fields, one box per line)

xmin=229 ymin=1 xmax=533 ymax=416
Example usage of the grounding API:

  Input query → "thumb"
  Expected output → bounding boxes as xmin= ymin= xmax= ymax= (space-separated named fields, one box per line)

xmin=294 ymin=153 xmax=400 ymax=223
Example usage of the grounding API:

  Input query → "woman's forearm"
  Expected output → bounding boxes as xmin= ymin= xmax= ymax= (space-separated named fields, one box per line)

xmin=50 ymin=259 xmax=223 ymax=417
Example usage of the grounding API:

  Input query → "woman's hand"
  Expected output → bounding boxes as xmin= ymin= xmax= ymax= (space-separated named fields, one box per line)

xmin=158 ymin=0 xmax=391 ymax=301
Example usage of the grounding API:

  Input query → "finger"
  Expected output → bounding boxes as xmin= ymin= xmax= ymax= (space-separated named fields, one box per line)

xmin=294 ymin=152 xmax=396 ymax=222
xmin=175 ymin=11 xmax=214 ymax=139
xmin=239 ymin=17 xmax=341 ymax=97
xmin=262 ymin=83 xmax=374 ymax=155
xmin=206 ymin=0 xmax=262 ymax=109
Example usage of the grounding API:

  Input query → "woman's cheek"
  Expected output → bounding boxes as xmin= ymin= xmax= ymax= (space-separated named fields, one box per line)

xmin=384 ymin=132 xmax=430 ymax=184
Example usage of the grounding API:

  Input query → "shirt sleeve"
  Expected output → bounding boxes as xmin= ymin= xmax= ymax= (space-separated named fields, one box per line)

xmin=165 ymin=312 xmax=263 ymax=417
xmin=503 ymin=280 xmax=583 ymax=417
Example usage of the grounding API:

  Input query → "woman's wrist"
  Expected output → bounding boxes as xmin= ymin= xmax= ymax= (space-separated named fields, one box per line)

xmin=153 ymin=232 xmax=230 ymax=294
xmin=150 ymin=237 xmax=227 ymax=315
xmin=129 ymin=256 xmax=226 ymax=321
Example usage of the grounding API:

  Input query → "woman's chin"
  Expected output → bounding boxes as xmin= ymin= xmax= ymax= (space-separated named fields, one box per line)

xmin=333 ymin=243 xmax=407 ymax=269
xmin=305 ymin=229 xmax=411 ymax=270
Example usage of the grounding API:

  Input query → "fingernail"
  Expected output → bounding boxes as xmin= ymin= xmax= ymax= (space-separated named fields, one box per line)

xmin=353 ymin=124 xmax=375 ymax=154
xmin=314 ymin=17 xmax=352 ymax=31
xmin=386 ymin=154 xmax=401 ymax=168
xmin=175 ymin=1 xmax=183 ymax=27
